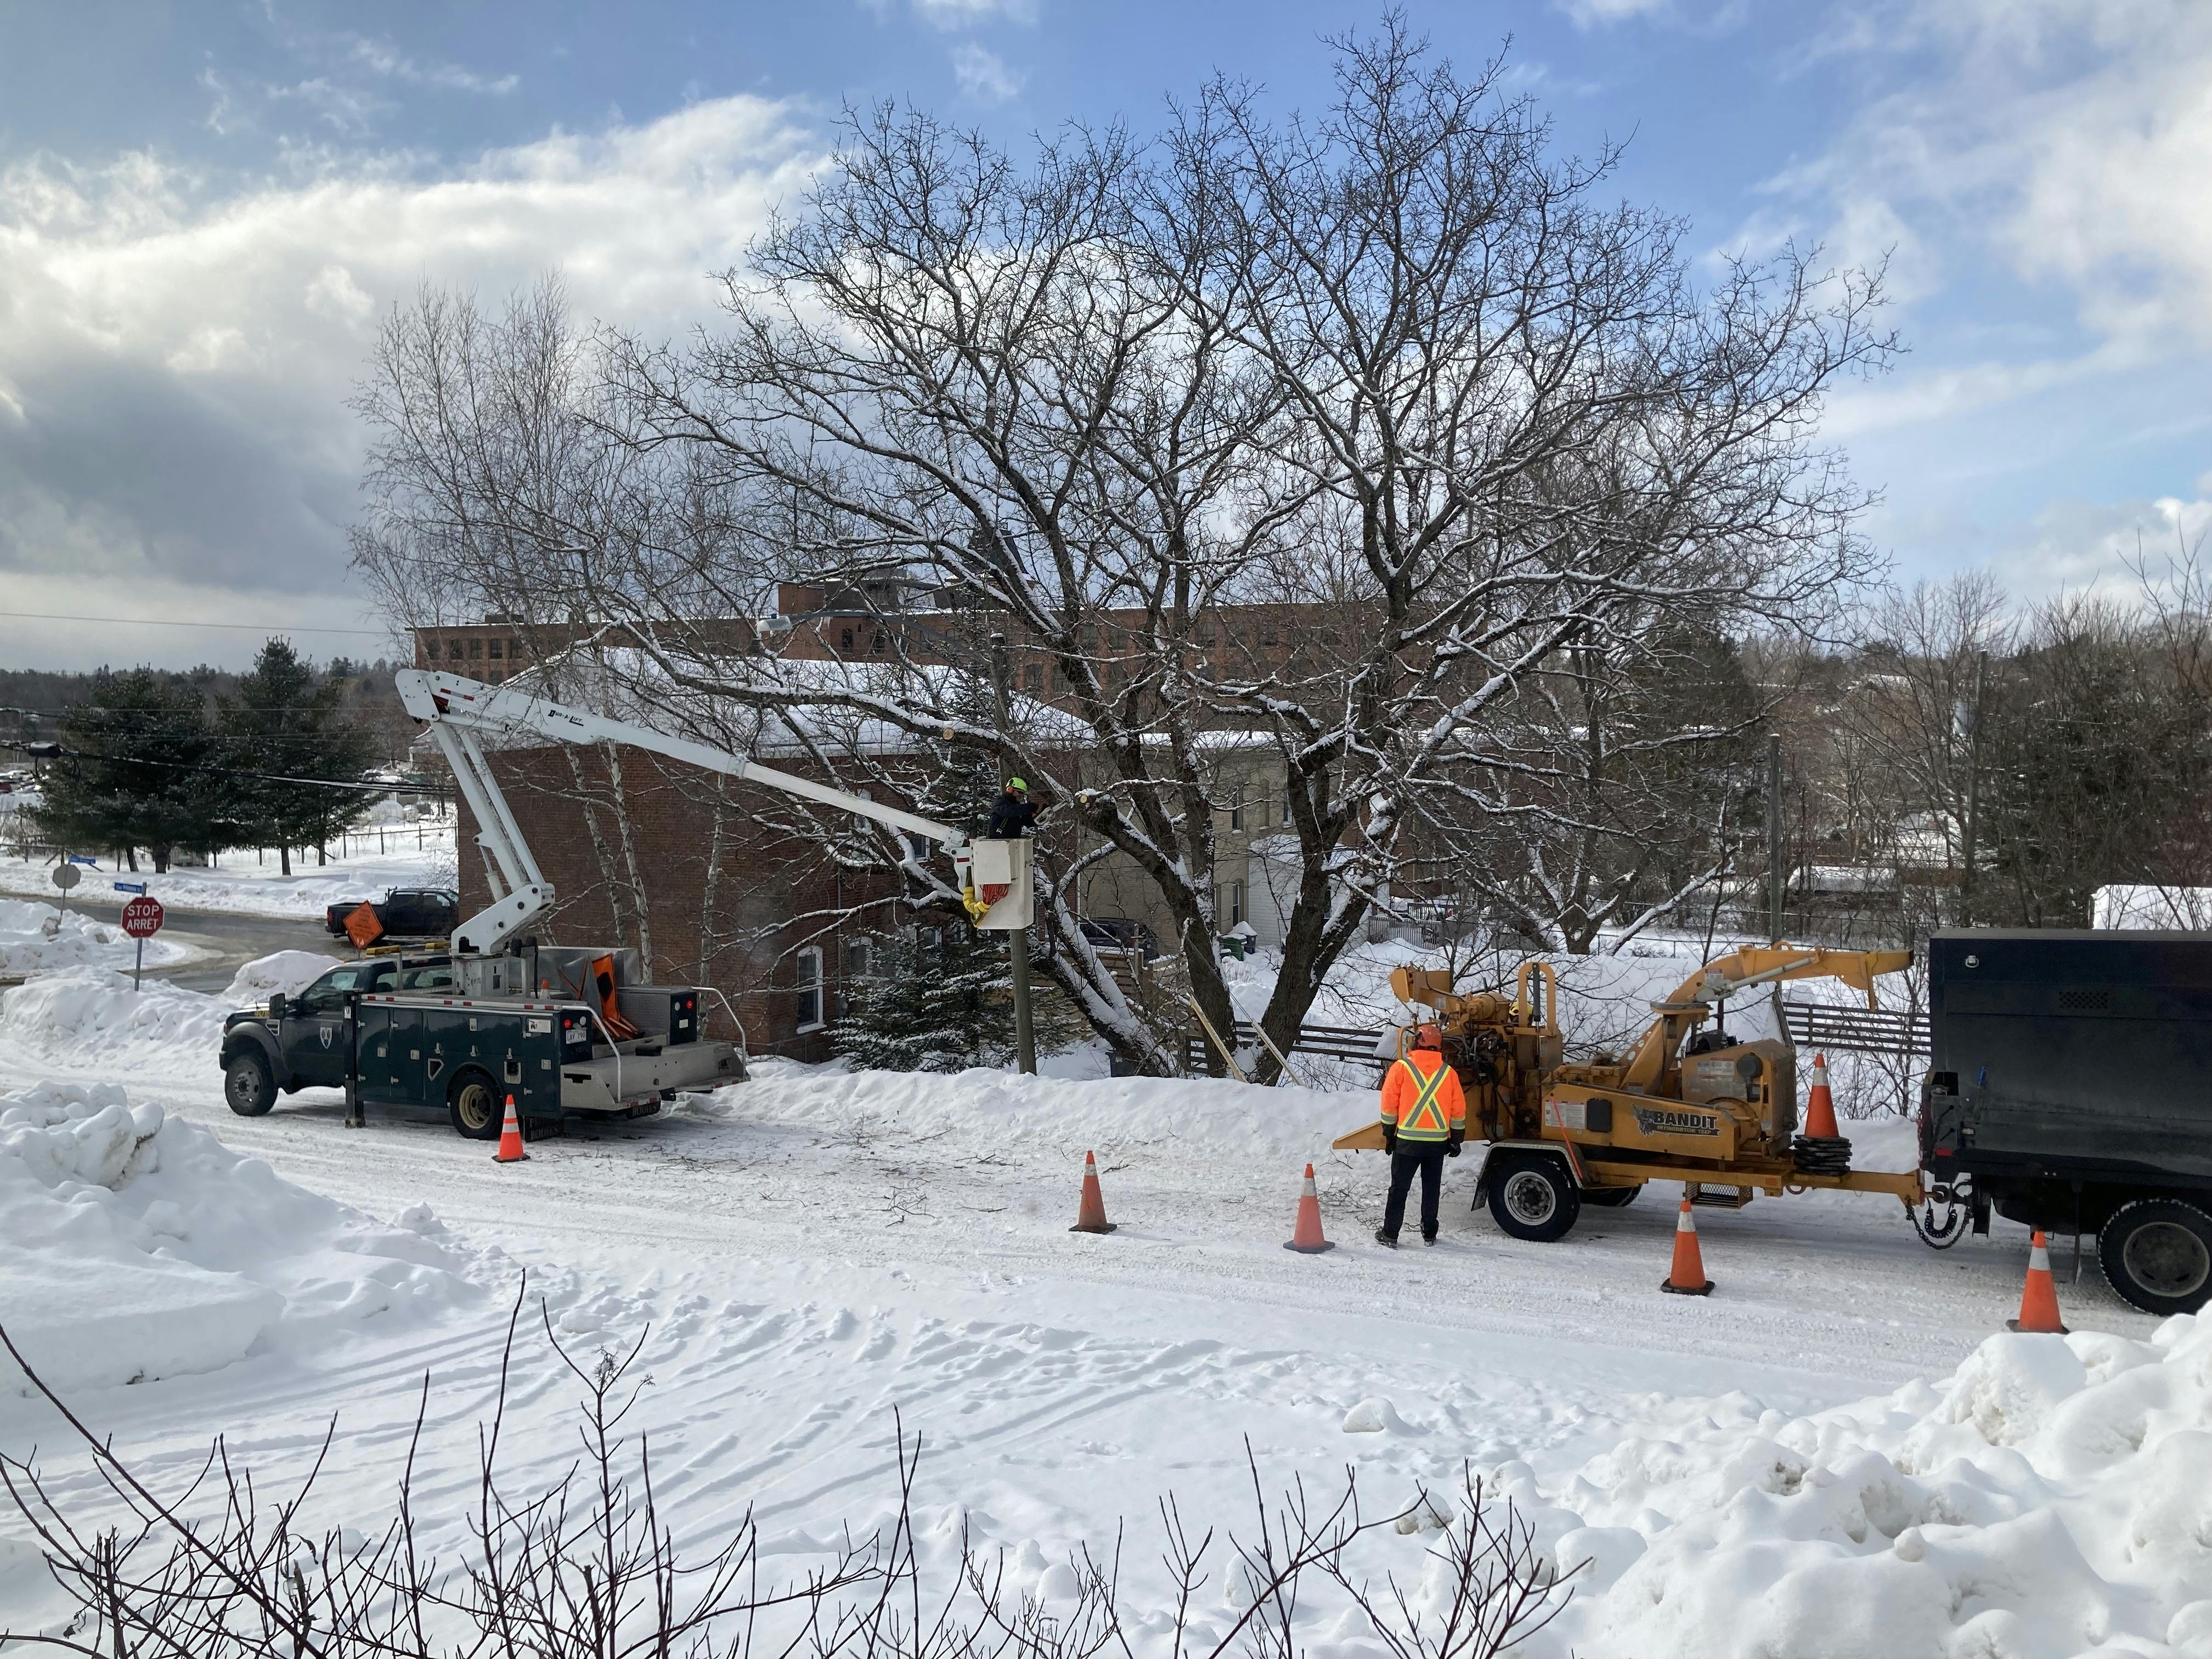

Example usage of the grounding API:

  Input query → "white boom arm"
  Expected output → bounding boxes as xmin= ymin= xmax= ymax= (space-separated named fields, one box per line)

xmin=395 ymin=669 xmax=978 ymax=955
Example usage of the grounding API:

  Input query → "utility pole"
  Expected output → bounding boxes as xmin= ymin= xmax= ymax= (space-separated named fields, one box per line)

xmin=989 ymin=633 xmax=1037 ymax=1075
xmin=1959 ymin=649 xmax=1988 ymax=928
xmin=1767 ymin=732 xmax=1785 ymax=944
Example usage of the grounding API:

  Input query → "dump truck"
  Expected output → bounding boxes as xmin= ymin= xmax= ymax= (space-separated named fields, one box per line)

xmin=1922 ymin=928 xmax=2212 ymax=1315
xmin=1334 ymin=946 xmax=1925 ymax=1242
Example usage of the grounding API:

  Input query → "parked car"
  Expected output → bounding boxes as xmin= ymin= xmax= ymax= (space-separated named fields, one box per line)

xmin=1080 ymin=916 xmax=1160 ymax=959
xmin=324 ymin=887 xmax=459 ymax=940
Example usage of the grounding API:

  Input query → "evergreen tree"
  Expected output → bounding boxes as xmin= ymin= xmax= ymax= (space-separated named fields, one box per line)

xmin=833 ymin=927 xmax=1013 ymax=1072
xmin=32 ymin=670 xmax=224 ymax=872
xmin=219 ymin=639 xmax=377 ymax=874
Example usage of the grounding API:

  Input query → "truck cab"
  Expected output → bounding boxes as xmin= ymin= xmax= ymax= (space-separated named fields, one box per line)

xmin=221 ymin=956 xmax=450 ymax=1113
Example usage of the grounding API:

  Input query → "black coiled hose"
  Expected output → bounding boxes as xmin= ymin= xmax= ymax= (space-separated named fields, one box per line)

xmin=1790 ymin=1134 xmax=1854 ymax=1177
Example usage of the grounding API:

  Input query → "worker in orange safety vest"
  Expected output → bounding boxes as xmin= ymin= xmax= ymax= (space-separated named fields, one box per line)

xmin=1375 ymin=1023 xmax=1466 ymax=1247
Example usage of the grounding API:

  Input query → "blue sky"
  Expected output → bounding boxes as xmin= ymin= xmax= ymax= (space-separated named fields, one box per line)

xmin=1 ymin=0 xmax=2207 ymax=669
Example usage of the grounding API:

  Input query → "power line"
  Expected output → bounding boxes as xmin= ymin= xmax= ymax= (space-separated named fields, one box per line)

xmin=0 ymin=611 xmax=392 ymax=636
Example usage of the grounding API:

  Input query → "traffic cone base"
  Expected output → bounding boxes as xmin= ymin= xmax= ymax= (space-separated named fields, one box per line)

xmin=1284 ymin=1161 xmax=1335 ymax=1254
xmin=2007 ymin=1229 xmax=2068 ymax=1333
xmin=1661 ymin=1193 xmax=1712 ymax=1296
xmin=1804 ymin=1052 xmax=1841 ymax=1140
xmin=1071 ymin=1149 xmax=1115 ymax=1234
xmin=493 ymin=1094 xmax=529 ymax=1163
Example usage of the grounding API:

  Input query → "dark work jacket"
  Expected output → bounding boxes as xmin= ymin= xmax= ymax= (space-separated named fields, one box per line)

xmin=986 ymin=794 xmax=1037 ymax=838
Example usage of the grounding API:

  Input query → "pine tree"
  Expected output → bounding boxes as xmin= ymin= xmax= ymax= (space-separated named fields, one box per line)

xmin=219 ymin=639 xmax=376 ymax=874
xmin=833 ymin=926 xmax=1013 ymax=1073
xmin=32 ymin=670 xmax=225 ymax=873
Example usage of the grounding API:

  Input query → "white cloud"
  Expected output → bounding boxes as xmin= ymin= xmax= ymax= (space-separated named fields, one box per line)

xmin=1982 ymin=492 xmax=2212 ymax=602
xmin=1552 ymin=0 xmax=1669 ymax=27
xmin=345 ymin=35 xmax=520 ymax=95
xmin=0 ymin=97 xmax=825 ymax=668
xmin=912 ymin=0 xmax=1039 ymax=30
xmin=1782 ymin=1 xmax=2212 ymax=356
xmin=951 ymin=43 xmax=1024 ymax=104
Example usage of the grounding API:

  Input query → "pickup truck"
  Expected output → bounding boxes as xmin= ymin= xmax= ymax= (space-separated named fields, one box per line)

xmin=324 ymin=887 xmax=458 ymax=940
xmin=219 ymin=947 xmax=744 ymax=1138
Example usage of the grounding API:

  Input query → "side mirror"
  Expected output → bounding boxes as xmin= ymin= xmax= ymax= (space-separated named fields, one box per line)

xmin=268 ymin=992 xmax=289 ymax=1020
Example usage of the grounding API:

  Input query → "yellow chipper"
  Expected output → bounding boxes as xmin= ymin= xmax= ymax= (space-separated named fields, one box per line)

xmin=1334 ymin=946 xmax=1925 ymax=1241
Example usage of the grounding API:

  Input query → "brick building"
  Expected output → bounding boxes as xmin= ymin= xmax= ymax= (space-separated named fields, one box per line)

xmin=424 ymin=580 xmax=1373 ymax=1054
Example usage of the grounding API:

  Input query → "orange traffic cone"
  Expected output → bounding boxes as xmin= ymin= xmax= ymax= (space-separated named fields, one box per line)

xmin=1660 ymin=1190 xmax=1713 ymax=1296
xmin=1804 ymin=1052 xmax=1841 ymax=1139
xmin=1284 ymin=1163 xmax=1335 ymax=1254
xmin=493 ymin=1094 xmax=529 ymax=1164
xmin=2007 ymin=1229 xmax=2069 ymax=1333
xmin=1070 ymin=1150 xmax=1115 ymax=1234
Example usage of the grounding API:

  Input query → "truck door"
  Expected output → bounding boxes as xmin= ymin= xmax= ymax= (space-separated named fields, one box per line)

xmin=284 ymin=963 xmax=398 ymax=1088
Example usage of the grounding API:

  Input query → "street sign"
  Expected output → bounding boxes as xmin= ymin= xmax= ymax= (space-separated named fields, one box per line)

xmin=121 ymin=895 xmax=165 ymax=994
xmin=50 ymin=864 xmax=79 ymax=891
xmin=114 ymin=880 xmax=146 ymax=895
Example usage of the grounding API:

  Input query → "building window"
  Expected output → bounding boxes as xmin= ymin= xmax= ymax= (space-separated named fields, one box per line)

xmin=509 ymin=638 xmax=524 ymax=660
xmin=469 ymin=638 xmax=482 ymax=659
xmin=424 ymin=640 xmax=440 ymax=661
xmin=871 ymin=630 xmax=888 ymax=654
xmin=795 ymin=946 xmax=824 ymax=1032
xmin=1024 ymin=662 xmax=1042 ymax=692
xmin=489 ymin=670 xmax=504 ymax=684
xmin=488 ymin=639 xmax=503 ymax=659
xmin=1231 ymin=881 xmax=1245 ymax=927
xmin=1282 ymin=796 xmax=1293 ymax=825
xmin=846 ymin=938 xmax=872 ymax=979
xmin=1229 ymin=800 xmax=1243 ymax=831
xmin=840 ymin=627 xmax=855 ymax=651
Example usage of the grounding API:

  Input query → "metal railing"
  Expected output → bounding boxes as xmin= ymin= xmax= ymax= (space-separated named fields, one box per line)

xmin=1780 ymin=999 xmax=1931 ymax=1057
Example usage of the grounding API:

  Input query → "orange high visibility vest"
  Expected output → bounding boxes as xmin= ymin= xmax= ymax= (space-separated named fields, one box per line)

xmin=1379 ymin=1051 xmax=1465 ymax=1142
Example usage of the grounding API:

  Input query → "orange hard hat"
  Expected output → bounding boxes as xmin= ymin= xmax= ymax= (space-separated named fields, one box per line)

xmin=1415 ymin=1023 xmax=1442 ymax=1049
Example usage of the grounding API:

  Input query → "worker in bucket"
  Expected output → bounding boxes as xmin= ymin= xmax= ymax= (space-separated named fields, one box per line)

xmin=987 ymin=776 xmax=1040 ymax=838
xmin=1375 ymin=1023 xmax=1466 ymax=1247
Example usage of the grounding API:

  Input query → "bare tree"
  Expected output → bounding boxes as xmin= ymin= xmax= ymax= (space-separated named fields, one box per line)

xmin=353 ymin=24 xmax=1890 ymax=1075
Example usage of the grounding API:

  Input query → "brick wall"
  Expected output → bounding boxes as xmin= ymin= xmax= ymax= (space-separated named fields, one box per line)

xmin=457 ymin=743 xmax=906 ymax=1063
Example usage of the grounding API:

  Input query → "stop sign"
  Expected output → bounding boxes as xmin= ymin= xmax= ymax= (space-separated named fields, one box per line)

xmin=120 ymin=895 xmax=165 ymax=939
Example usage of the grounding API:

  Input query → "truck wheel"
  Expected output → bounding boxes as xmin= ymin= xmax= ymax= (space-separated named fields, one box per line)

xmin=1487 ymin=1154 xmax=1581 ymax=1242
xmin=223 ymin=1051 xmax=276 ymax=1117
xmin=1582 ymin=1184 xmax=1641 ymax=1209
xmin=447 ymin=1069 xmax=501 ymax=1141
xmin=2100 ymin=1199 xmax=2212 ymax=1316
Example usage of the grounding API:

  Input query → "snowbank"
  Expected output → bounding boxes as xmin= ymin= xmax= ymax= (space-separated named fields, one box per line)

xmin=0 ymin=896 xmax=194 ymax=979
xmin=708 ymin=1062 xmax=1367 ymax=1163
xmin=0 ymin=1078 xmax=484 ymax=1396
xmin=223 ymin=949 xmax=342 ymax=1005
xmin=1525 ymin=1321 xmax=2212 ymax=1657
xmin=0 ymin=967 xmax=232 ymax=1075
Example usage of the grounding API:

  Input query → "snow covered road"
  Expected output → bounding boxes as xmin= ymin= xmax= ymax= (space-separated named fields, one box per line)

xmin=0 ymin=969 xmax=2187 ymax=1655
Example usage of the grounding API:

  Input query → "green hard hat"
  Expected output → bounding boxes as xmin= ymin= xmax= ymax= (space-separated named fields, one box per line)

xmin=1007 ymin=777 xmax=1028 ymax=791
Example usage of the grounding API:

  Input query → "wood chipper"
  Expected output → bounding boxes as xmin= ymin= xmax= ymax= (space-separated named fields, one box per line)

xmin=1333 ymin=946 xmax=1926 ymax=1241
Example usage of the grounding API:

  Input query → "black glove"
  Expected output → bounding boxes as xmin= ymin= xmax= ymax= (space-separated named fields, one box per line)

xmin=1446 ymin=1133 xmax=1463 ymax=1158
xmin=1382 ymin=1126 xmax=1397 ymax=1154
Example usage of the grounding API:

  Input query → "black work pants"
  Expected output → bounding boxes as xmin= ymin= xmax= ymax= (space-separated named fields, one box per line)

xmin=1383 ymin=1144 xmax=1448 ymax=1240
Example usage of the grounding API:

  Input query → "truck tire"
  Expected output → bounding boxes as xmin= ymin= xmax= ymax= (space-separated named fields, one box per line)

xmin=2100 ymin=1199 xmax=2212 ymax=1316
xmin=223 ymin=1051 xmax=277 ymax=1117
xmin=1582 ymin=1184 xmax=1641 ymax=1209
xmin=1487 ymin=1154 xmax=1581 ymax=1243
xmin=447 ymin=1069 xmax=501 ymax=1141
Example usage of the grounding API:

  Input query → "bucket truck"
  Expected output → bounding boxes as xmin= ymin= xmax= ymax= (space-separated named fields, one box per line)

xmin=217 ymin=669 xmax=1031 ymax=1138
